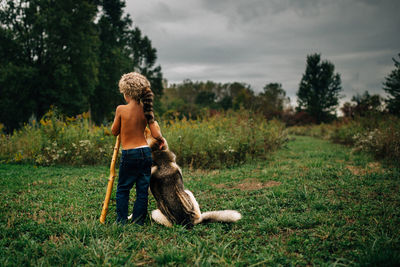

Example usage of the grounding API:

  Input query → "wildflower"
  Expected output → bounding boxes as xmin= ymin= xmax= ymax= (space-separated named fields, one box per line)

xmin=82 ymin=112 xmax=90 ymax=119
xmin=14 ymin=152 xmax=23 ymax=162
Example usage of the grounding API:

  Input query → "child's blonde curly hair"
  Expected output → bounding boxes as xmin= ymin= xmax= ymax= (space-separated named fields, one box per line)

xmin=118 ymin=72 xmax=150 ymax=101
xmin=118 ymin=72 xmax=155 ymax=123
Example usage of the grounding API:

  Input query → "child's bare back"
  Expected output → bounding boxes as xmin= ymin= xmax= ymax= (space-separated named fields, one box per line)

xmin=112 ymin=100 xmax=163 ymax=150
xmin=112 ymin=101 xmax=147 ymax=149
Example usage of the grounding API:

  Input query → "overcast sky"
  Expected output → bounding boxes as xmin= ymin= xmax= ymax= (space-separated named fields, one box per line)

xmin=126 ymin=0 xmax=400 ymax=105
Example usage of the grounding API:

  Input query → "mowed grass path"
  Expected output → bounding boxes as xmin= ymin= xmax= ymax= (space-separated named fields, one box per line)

xmin=1 ymin=136 xmax=399 ymax=266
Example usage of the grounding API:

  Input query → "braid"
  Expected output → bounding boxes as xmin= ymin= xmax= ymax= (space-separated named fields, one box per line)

xmin=141 ymin=87 xmax=155 ymax=124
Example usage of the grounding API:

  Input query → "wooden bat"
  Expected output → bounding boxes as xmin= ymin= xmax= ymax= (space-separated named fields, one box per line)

xmin=100 ymin=135 xmax=121 ymax=224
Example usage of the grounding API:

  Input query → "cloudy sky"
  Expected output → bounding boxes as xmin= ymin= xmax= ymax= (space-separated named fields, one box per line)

xmin=126 ymin=0 xmax=400 ymax=105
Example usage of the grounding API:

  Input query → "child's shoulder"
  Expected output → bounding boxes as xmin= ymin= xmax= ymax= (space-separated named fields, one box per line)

xmin=115 ymin=104 xmax=128 ymax=116
xmin=116 ymin=104 xmax=128 ymax=111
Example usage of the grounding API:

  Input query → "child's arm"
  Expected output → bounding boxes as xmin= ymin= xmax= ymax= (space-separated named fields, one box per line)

xmin=111 ymin=106 xmax=122 ymax=136
xmin=148 ymin=121 xmax=162 ymax=140
xmin=149 ymin=121 xmax=166 ymax=149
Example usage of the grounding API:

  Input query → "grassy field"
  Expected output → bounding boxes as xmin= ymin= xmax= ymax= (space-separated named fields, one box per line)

xmin=1 ymin=136 xmax=399 ymax=266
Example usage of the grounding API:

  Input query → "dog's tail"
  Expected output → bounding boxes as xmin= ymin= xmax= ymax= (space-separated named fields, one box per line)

xmin=199 ymin=210 xmax=242 ymax=223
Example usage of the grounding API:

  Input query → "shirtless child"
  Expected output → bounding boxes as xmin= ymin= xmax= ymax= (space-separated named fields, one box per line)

xmin=111 ymin=72 xmax=165 ymax=225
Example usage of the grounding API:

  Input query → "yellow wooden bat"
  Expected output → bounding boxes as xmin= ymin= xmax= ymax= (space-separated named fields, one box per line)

xmin=100 ymin=135 xmax=121 ymax=224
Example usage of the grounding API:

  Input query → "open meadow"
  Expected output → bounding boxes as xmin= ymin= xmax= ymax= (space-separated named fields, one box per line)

xmin=1 ymin=135 xmax=399 ymax=266
xmin=2 ymin=1 xmax=400 ymax=266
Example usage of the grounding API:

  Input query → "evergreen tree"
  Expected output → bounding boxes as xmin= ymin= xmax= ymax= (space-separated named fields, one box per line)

xmin=297 ymin=53 xmax=342 ymax=123
xmin=383 ymin=53 xmax=400 ymax=115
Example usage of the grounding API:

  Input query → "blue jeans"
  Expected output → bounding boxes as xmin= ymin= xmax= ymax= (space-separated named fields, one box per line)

xmin=116 ymin=147 xmax=152 ymax=225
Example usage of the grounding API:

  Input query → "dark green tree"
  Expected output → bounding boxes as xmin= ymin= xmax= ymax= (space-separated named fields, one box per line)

xmin=341 ymin=91 xmax=383 ymax=118
xmin=171 ymin=79 xmax=198 ymax=105
xmin=297 ymin=53 xmax=342 ymax=123
xmin=383 ymin=53 xmax=400 ymax=115
xmin=90 ymin=0 xmax=131 ymax=124
xmin=223 ymin=82 xmax=255 ymax=110
xmin=340 ymin=102 xmax=354 ymax=118
xmin=127 ymin=27 xmax=163 ymax=98
xmin=257 ymin=83 xmax=288 ymax=118
xmin=0 ymin=0 xmax=163 ymax=129
xmin=0 ymin=0 xmax=44 ymax=131
xmin=0 ymin=7 xmax=37 ymax=131
xmin=218 ymin=95 xmax=233 ymax=110
xmin=351 ymin=91 xmax=383 ymax=116
xmin=0 ymin=0 xmax=99 ymax=131
xmin=43 ymin=0 xmax=99 ymax=117
xmin=195 ymin=91 xmax=216 ymax=107
xmin=91 ymin=0 xmax=163 ymax=123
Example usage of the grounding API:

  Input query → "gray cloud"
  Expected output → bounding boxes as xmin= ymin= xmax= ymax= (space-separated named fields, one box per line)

xmin=126 ymin=0 xmax=400 ymax=106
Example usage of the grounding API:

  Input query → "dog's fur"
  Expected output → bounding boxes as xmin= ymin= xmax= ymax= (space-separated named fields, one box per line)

xmin=143 ymin=128 xmax=242 ymax=227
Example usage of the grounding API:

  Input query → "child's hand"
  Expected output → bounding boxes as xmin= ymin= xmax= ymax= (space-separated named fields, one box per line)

xmin=158 ymin=137 xmax=166 ymax=150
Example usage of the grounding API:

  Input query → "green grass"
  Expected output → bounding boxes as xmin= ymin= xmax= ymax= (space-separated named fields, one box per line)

xmin=1 ymin=136 xmax=399 ymax=266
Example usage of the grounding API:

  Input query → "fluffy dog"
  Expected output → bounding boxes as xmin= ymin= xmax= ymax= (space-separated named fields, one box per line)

xmin=144 ymin=128 xmax=242 ymax=227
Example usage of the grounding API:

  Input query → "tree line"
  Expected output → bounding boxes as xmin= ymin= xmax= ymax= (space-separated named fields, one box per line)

xmin=159 ymin=80 xmax=289 ymax=121
xmin=0 ymin=0 xmax=163 ymax=132
xmin=159 ymin=53 xmax=399 ymax=125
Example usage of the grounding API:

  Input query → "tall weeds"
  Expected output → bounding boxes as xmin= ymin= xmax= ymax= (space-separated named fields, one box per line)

xmin=287 ymin=115 xmax=400 ymax=163
xmin=0 ymin=109 xmax=115 ymax=166
xmin=0 ymin=109 xmax=288 ymax=168
xmin=162 ymin=111 xmax=287 ymax=169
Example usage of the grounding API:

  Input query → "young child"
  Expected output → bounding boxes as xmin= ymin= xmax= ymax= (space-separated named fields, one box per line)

xmin=111 ymin=72 xmax=164 ymax=225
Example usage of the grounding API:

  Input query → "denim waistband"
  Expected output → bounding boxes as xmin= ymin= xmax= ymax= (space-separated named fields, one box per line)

xmin=122 ymin=147 xmax=152 ymax=158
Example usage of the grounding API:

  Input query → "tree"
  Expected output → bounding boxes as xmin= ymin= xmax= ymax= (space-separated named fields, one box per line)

xmin=341 ymin=91 xmax=383 ymax=118
xmin=90 ymin=0 xmax=163 ymax=124
xmin=195 ymin=91 xmax=216 ymax=107
xmin=0 ymin=0 xmax=99 ymax=131
xmin=351 ymin=91 xmax=383 ymax=116
xmin=340 ymin=102 xmax=355 ymax=118
xmin=127 ymin=27 xmax=163 ymax=98
xmin=257 ymin=83 xmax=288 ymax=118
xmin=297 ymin=53 xmax=342 ymax=123
xmin=0 ymin=0 xmax=164 ymax=129
xmin=218 ymin=95 xmax=233 ymax=110
xmin=90 ymin=0 xmax=130 ymax=124
xmin=43 ymin=0 xmax=100 ymax=117
xmin=383 ymin=53 xmax=400 ymax=115
xmin=222 ymin=82 xmax=254 ymax=110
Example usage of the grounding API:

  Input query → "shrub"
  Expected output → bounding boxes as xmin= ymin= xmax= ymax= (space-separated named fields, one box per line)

xmin=330 ymin=121 xmax=362 ymax=145
xmin=288 ymin=115 xmax=400 ymax=164
xmin=352 ymin=117 xmax=400 ymax=162
xmin=0 ymin=109 xmax=288 ymax=168
xmin=162 ymin=111 xmax=288 ymax=169
xmin=0 ymin=108 xmax=115 ymax=166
